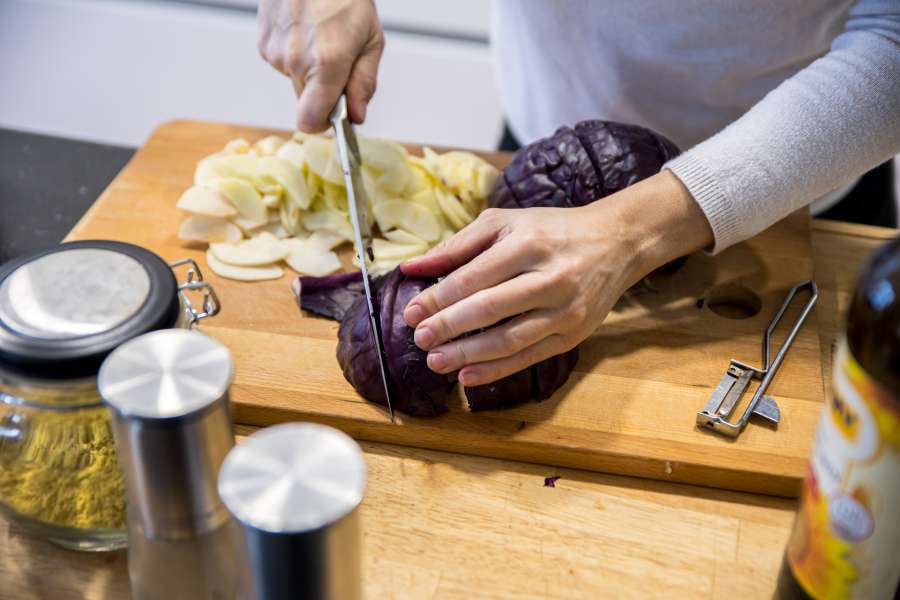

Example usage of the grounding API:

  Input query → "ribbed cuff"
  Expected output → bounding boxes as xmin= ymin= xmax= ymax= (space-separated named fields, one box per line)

xmin=664 ymin=153 xmax=741 ymax=255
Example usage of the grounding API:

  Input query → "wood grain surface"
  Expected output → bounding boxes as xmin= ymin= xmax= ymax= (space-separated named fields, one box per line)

xmin=3 ymin=219 xmax=892 ymax=600
xmin=65 ymin=120 xmax=825 ymax=497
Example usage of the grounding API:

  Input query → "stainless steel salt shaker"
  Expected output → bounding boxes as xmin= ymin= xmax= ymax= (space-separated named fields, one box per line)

xmin=218 ymin=423 xmax=367 ymax=600
xmin=98 ymin=329 xmax=241 ymax=600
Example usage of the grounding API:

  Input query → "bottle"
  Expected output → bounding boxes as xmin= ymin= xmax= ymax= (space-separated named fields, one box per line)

xmin=777 ymin=236 xmax=900 ymax=599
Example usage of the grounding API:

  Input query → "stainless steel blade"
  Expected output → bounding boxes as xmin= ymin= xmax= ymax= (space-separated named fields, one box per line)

xmin=330 ymin=94 xmax=395 ymax=422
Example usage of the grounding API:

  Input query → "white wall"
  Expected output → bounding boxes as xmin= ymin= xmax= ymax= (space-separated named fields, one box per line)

xmin=0 ymin=0 xmax=502 ymax=150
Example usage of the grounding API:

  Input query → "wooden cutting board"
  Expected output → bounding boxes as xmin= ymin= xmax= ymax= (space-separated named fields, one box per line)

xmin=67 ymin=120 xmax=825 ymax=497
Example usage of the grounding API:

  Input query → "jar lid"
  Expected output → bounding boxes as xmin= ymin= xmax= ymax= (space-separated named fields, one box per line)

xmin=218 ymin=423 xmax=367 ymax=534
xmin=0 ymin=240 xmax=179 ymax=378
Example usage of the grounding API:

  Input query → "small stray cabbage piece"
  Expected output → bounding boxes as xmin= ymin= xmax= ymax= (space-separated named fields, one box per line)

xmin=179 ymin=215 xmax=242 ymax=243
xmin=177 ymin=186 xmax=238 ymax=218
xmin=209 ymin=233 xmax=289 ymax=266
xmin=206 ymin=250 xmax=283 ymax=281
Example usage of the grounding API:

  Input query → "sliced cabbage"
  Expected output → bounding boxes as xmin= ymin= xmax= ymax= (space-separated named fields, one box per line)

xmin=275 ymin=140 xmax=306 ymax=169
xmin=178 ymin=215 xmax=242 ymax=243
xmin=303 ymin=137 xmax=344 ymax=186
xmin=223 ymin=138 xmax=252 ymax=155
xmin=216 ymin=178 xmax=267 ymax=227
xmin=259 ymin=156 xmax=310 ymax=210
xmin=373 ymin=238 xmax=428 ymax=261
xmin=284 ymin=247 xmax=342 ymax=277
xmin=358 ymin=137 xmax=410 ymax=193
xmin=435 ymin=187 xmax=473 ymax=230
xmin=176 ymin=186 xmax=238 ymax=218
xmin=209 ymin=233 xmax=289 ymax=266
xmin=279 ymin=202 xmax=304 ymax=235
xmin=383 ymin=229 xmax=427 ymax=246
xmin=206 ymin=250 xmax=283 ymax=281
xmin=254 ymin=135 xmax=286 ymax=157
xmin=254 ymin=220 xmax=291 ymax=239
xmin=373 ymin=199 xmax=441 ymax=242
xmin=262 ymin=190 xmax=282 ymax=208
xmin=302 ymin=210 xmax=354 ymax=241
xmin=307 ymin=230 xmax=345 ymax=251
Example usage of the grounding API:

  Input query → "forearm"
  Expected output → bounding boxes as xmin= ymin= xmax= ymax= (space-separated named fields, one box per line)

xmin=582 ymin=171 xmax=713 ymax=289
xmin=665 ymin=0 xmax=900 ymax=253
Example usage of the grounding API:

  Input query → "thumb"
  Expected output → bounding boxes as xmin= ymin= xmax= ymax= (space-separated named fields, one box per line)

xmin=295 ymin=54 xmax=354 ymax=133
xmin=346 ymin=36 xmax=384 ymax=124
xmin=401 ymin=210 xmax=504 ymax=278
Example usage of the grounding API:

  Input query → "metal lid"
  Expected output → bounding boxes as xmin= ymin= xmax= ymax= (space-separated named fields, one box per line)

xmin=0 ymin=241 xmax=179 ymax=378
xmin=218 ymin=423 xmax=367 ymax=534
xmin=98 ymin=329 xmax=232 ymax=420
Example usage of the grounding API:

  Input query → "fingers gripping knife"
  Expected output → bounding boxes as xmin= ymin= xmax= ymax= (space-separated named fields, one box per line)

xmin=697 ymin=281 xmax=818 ymax=438
xmin=330 ymin=94 xmax=396 ymax=422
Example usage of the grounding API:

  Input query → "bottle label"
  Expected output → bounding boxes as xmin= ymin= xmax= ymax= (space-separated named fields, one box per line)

xmin=787 ymin=341 xmax=900 ymax=599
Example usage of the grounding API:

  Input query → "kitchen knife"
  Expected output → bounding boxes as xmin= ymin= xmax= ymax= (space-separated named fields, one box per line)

xmin=330 ymin=94 xmax=395 ymax=422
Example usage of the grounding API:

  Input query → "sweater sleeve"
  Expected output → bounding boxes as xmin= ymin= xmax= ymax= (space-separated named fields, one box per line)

xmin=664 ymin=0 xmax=900 ymax=254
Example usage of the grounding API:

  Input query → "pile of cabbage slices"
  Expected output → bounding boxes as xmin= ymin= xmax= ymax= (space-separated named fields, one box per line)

xmin=176 ymin=132 xmax=499 ymax=280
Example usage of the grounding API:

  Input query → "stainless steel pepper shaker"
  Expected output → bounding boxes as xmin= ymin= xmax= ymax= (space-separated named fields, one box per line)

xmin=218 ymin=423 xmax=367 ymax=600
xmin=98 ymin=329 xmax=241 ymax=600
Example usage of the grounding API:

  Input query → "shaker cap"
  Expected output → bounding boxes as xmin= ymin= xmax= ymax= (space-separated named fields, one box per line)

xmin=218 ymin=423 xmax=367 ymax=534
xmin=98 ymin=329 xmax=232 ymax=420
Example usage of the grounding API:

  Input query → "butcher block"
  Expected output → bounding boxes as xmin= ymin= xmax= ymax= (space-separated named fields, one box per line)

xmin=66 ymin=120 xmax=825 ymax=496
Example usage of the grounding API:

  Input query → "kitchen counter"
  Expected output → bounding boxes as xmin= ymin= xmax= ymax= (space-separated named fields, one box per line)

xmin=0 ymin=128 xmax=133 ymax=264
xmin=0 ymin=129 xmax=895 ymax=599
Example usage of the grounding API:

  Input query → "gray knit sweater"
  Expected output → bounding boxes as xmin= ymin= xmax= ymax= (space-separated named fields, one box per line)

xmin=492 ymin=0 xmax=900 ymax=252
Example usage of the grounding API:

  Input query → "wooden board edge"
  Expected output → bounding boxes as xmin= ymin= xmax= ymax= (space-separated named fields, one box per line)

xmin=233 ymin=403 xmax=804 ymax=498
xmin=812 ymin=218 xmax=898 ymax=240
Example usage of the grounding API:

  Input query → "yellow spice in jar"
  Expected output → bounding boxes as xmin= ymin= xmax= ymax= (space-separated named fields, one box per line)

xmin=0 ymin=405 xmax=126 ymax=530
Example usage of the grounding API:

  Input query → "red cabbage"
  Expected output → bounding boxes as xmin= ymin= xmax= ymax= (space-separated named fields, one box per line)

xmin=325 ymin=269 xmax=450 ymax=417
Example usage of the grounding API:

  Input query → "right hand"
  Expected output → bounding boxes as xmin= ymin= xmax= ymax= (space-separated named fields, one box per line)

xmin=258 ymin=0 xmax=384 ymax=132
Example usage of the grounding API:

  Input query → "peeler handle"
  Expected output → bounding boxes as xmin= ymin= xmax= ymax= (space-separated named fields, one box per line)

xmin=735 ymin=280 xmax=818 ymax=430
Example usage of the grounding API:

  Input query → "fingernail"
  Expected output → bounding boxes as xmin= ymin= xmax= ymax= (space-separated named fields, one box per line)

xmin=427 ymin=351 xmax=446 ymax=372
xmin=458 ymin=370 xmax=476 ymax=386
xmin=414 ymin=326 xmax=435 ymax=350
xmin=405 ymin=304 xmax=427 ymax=327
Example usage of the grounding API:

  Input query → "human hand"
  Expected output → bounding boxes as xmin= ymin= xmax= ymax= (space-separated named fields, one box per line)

xmin=400 ymin=171 xmax=713 ymax=386
xmin=258 ymin=0 xmax=384 ymax=132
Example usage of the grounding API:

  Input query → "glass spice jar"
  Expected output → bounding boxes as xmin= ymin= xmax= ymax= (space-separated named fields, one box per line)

xmin=0 ymin=240 xmax=220 ymax=551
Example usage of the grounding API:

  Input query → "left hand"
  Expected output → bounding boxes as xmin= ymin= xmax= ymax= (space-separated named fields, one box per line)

xmin=400 ymin=170 xmax=713 ymax=387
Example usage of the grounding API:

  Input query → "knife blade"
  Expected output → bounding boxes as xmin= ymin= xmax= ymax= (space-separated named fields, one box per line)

xmin=330 ymin=94 xmax=395 ymax=422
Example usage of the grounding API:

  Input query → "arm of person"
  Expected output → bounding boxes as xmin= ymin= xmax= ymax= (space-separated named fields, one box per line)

xmin=666 ymin=0 xmax=900 ymax=253
xmin=257 ymin=0 xmax=384 ymax=132
xmin=401 ymin=0 xmax=900 ymax=386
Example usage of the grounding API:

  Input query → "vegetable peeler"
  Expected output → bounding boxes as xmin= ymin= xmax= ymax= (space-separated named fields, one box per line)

xmin=697 ymin=280 xmax=818 ymax=438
